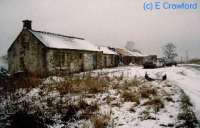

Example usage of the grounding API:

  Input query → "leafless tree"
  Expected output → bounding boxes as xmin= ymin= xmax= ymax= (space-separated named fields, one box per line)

xmin=162 ymin=43 xmax=178 ymax=61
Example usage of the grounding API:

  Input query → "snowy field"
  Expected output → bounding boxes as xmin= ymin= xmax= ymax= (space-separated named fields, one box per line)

xmin=91 ymin=64 xmax=200 ymax=124
xmin=1 ymin=64 xmax=200 ymax=128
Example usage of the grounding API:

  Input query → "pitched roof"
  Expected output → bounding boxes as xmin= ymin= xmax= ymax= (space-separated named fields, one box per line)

xmin=128 ymin=50 xmax=146 ymax=57
xmin=30 ymin=30 xmax=100 ymax=52
xmin=115 ymin=48 xmax=133 ymax=56
xmin=115 ymin=48 xmax=145 ymax=57
xmin=98 ymin=46 xmax=118 ymax=55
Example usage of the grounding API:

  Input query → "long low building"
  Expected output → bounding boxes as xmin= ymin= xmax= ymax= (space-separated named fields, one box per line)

xmin=7 ymin=20 xmax=157 ymax=76
xmin=114 ymin=48 xmax=146 ymax=65
xmin=8 ymin=20 xmax=103 ymax=76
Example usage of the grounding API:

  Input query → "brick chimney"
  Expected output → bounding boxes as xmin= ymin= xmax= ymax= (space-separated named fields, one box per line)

xmin=22 ymin=20 xmax=32 ymax=30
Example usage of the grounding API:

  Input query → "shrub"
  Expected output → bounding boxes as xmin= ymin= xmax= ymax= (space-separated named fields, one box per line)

xmin=177 ymin=93 xmax=198 ymax=128
xmin=181 ymin=94 xmax=192 ymax=107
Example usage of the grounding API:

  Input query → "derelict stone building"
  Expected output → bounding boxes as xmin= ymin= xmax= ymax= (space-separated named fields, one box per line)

xmin=115 ymin=48 xmax=146 ymax=65
xmin=7 ymin=20 xmax=103 ymax=76
xmin=99 ymin=46 xmax=119 ymax=68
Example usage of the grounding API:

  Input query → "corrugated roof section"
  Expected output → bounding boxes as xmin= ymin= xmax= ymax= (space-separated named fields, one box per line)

xmin=30 ymin=30 xmax=100 ymax=52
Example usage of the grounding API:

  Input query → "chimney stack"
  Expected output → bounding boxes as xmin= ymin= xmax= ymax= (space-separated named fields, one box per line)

xmin=22 ymin=20 xmax=32 ymax=30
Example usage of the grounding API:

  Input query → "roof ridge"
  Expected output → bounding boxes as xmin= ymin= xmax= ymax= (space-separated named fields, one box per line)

xmin=31 ymin=30 xmax=84 ymax=40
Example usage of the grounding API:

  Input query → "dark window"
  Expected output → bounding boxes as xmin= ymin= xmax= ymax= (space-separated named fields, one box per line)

xmin=79 ymin=53 xmax=82 ymax=59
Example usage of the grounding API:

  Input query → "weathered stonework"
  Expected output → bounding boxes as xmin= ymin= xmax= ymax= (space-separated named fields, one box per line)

xmin=7 ymin=20 xmax=120 ymax=76
xmin=8 ymin=29 xmax=104 ymax=76
xmin=8 ymin=29 xmax=47 ymax=75
xmin=46 ymin=49 xmax=103 ymax=75
xmin=102 ymin=54 xmax=119 ymax=68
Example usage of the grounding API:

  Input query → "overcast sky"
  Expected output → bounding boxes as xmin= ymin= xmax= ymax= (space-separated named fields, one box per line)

xmin=0 ymin=0 xmax=200 ymax=59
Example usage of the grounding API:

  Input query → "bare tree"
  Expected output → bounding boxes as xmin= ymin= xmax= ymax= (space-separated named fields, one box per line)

xmin=162 ymin=43 xmax=178 ymax=61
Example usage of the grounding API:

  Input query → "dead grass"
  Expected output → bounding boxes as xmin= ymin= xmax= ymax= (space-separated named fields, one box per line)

xmin=52 ymin=77 xmax=108 ymax=95
xmin=82 ymin=77 xmax=107 ymax=93
xmin=139 ymin=110 xmax=156 ymax=121
xmin=78 ymin=99 xmax=99 ymax=114
xmin=92 ymin=114 xmax=111 ymax=128
xmin=62 ymin=103 xmax=79 ymax=122
xmin=6 ymin=74 xmax=42 ymax=92
xmin=62 ymin=99 xmax=99 ymax=122
xmin=142 ymin=97 xmax=164 ymax=112
xmin=177 ymin=92 xmax=198 ymax=128
xmin=121 ymin=91 xmax=140 ymax=104
xmin=140 ymin=88 xmax=157 ymax=99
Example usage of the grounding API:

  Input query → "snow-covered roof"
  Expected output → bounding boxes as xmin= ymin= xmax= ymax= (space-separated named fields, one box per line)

xmin=30 ymin=30 xmax=100 ymax=52
xmin=115 ymin=48 xmax=132 ymax=56
xmin=128 ymin=50 xmax=146 ymax=57
xmin=99 ymin=46 xmax=118 ymax=55
xmin=115 ymin=48 xmax=146 ymax=57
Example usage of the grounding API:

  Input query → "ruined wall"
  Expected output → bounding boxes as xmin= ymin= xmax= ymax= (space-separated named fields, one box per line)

xmin=96 ymin=52 xmax=103 ymax=69
xmin=46 ymin=49 xmax=102 ymax=75
xmin=102 ymin=54 xmax=118 ymax=68
xmin=8 ymin=30 xmax=46 ymax=75
xmin=8 ymin=30 xmax=104 ymax=76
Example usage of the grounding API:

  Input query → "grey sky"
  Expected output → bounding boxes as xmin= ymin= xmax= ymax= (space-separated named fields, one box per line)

xmin=0 ymin=0 xmax=200 ymax=59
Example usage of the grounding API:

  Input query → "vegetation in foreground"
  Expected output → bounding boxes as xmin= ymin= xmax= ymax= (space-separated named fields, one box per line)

xmin=0 ymin=72 xmax=199 ymax=128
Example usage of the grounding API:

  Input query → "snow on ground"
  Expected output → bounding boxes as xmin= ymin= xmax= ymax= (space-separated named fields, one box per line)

xmin=1 ymin=64 xmax=200 ymax=128
xmin=91 ymin=64 xmax=200 ymax=124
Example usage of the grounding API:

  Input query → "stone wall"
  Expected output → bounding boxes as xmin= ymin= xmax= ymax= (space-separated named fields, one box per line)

xmin=46 ymin=49 xmax=102 ymax=75
xmin=102 ymin=54 xmax=119 ymax=68
xmin=8 ymin=30 xmax=46 ymax=75
xmin=8 ymin=30 xmax=121 ymax=76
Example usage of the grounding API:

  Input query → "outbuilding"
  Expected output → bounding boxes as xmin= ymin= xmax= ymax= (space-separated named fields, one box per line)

xmin=99 ymin=46 xmax=119 ymax=68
